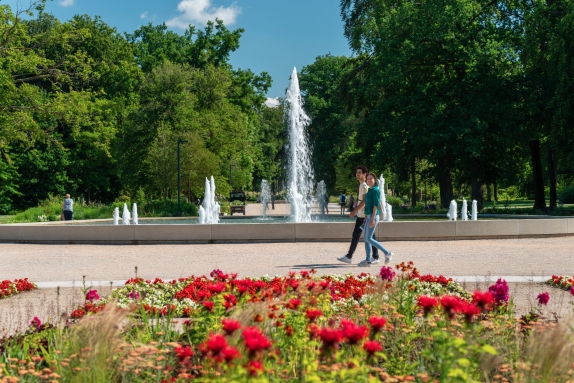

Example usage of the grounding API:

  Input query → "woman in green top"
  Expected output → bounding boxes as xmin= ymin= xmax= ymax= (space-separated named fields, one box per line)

xmin=358 ymin=173 xmax=393 ymax=267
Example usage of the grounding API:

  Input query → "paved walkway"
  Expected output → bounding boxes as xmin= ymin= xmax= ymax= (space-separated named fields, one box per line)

xmin=1 ymin=237 xmax=573 ymax=281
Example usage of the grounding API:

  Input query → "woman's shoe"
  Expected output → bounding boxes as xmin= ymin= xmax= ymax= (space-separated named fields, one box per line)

xmin=357 ymin=260 xmax=372 ymax=267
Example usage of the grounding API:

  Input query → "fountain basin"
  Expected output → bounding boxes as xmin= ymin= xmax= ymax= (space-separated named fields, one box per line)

xmin=1 ymin=218 xmax=573 ymax=244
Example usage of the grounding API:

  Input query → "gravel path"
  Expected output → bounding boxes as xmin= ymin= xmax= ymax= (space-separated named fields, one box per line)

xmin=1 ymin=237 xmax=573 ymax=281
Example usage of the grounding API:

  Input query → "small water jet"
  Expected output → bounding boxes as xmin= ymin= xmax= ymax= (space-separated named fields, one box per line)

xmin=122 ymin=203 xmax=131 ymax=225
xmin=198 ymin=176 xmax=220 ymax=224
xmin=113 ymin=207 xmax=119 ymax=225
xmin=260 ymin=180 xmax=271 ymax=218
xmin=471 ymin=200 xmax=478 ymax=220
xmin=132 ymin=203 xmax=139 ymax=225
xmin=461 ymin=199 xmax=468 ymax=221
xmin=284 ymin=67 xmax=314 ymax=222
xmin=447 ymin=200 xmax=457 ymax=221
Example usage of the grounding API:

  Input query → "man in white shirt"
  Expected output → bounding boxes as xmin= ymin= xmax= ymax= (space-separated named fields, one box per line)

xmin=337 ymin=165 xmax=379 ymax=264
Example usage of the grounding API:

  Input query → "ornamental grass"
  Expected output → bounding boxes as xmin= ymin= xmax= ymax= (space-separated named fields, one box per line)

xmin=1 ymin=262 xmax=574 ymax=382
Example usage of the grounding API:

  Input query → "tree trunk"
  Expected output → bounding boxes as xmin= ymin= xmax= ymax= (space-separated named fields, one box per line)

xmin=547 ymin=144 xmax=557 ymax=210
xmin=438 ymin=173 xmax=454 ymax=208
xmin=411 ymin=159 xmax=417 ymax=207
xmin=471 ymin=159 xmax=484 ymax=210
xmin=486 ymin=183 xmax=491 ymax=202
xmin=493 ymin=183 xmax=498 ymax=202
xmin=529 ymin=139 xmax=547 ymax=211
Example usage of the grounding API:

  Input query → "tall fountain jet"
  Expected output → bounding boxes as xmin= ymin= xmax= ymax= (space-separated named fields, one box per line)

xmin=285 ymin=67 xmax=314 ymax=222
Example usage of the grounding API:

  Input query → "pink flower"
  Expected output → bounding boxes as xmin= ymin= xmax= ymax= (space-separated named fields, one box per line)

xmin=85 ymin=289 xmax=100 ymax=302
xmin=379 ymin=266 xmax=396 ymax=281
xmin=537 ymin=292 xmax=550 ymax=305
xmin=363 ymin=340 xmax=383 ymax=355
xmin=570 ymin=285 xmax=574 ymax=296
xmin=128 ymin=290 xmax=140 ymax=300
xmin=30 ymin=316 xmax=42 ymax=330
xmin=488 ymin=279 xmax=509 ymax=304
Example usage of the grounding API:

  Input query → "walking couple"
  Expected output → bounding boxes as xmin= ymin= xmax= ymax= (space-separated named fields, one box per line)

xmin=338 ymin=166 xmax=394 ymax=267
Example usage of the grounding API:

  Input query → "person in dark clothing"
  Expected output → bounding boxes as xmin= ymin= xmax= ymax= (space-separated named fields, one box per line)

xmin=337 ymin=166 xmax=379 ymax=264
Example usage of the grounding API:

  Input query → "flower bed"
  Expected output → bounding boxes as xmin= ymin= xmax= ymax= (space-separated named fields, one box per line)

xmin=547 ymin=275 xmax=574 ymax=295
xmin=0 ymin=264 xmax=571 ymax=382
xmin=0 ymin=278 xmax=37 ymax=299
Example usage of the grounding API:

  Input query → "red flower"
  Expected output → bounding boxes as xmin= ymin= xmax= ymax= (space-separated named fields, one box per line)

xmin=318 ymin=327 xmax=344 ymax=348
xmin=246 ymin=360 xmax=264 ymax=376
xmin=206 ymin=334 xmax=228 ymax=356
xmin=319 ymin=280 xmax=330 ymax=290
xmin=306 ymin=309 xmax=322 ymax=323
xmin=203 ymin=301 xmax=215 ymax=312
xmin=417 ymin=295 xmax=439 ymax=316
xmin=221 ymin=346 xmax=240 ymax=363
xmin=290 ymin=279 xmax=300 ymax=290
xmin=85 ymin=289 xmax=100 ymax=302
xmin=286 ymin=298 xmax=302 ymax=310
xmin=242 ymin=327 xmax=272 ymax=355
xmin=174 ymin=346 xmax=194 ymax=360
xmin=440 ymin=296 xmax=464 ymax=319
xmin=222 ymin=319 xmax=241 ymax=335
xmin=340 ymin=320 xmax=369 ymax=344
xmin=363 ymin=340 xmax=383 ymax=355
xmin=367 ymin=316 xmax=387 ymax=332
xmin=472 ymin=291 xmax=494 ymax=311
xmin=537 ymin=292 xmax=550 ymax=305
xmin=70 ymin=308 xmax=85 ymax=319
xmin=208 ymin=282 xmax=226 ymax=293
xmin=462 ymin=303 xmax=480 ymax=323
xmin=223 ymin=294 xmax=237 ymax=309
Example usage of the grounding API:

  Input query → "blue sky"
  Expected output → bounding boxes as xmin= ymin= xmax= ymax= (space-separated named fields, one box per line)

xmin=5 ymin=0 xmax=352 ymax=103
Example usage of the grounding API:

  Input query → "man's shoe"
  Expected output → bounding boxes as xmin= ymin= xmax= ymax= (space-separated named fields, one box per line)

xmin=384 ymin=252 xmax=393 ymax=265
xmin=370 ymin=259 xmax=380 ymax=265
xmin=337 ymin=256 xmax=352 ymax=264
xmin=358 ymin=260 xmax=372 ymax=267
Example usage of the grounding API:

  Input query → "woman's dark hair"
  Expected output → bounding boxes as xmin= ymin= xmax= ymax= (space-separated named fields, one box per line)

xmin=356 ymin=165 xmax=368 ymax=174
xmin=366 ymin=172 xmax=379 ymax=185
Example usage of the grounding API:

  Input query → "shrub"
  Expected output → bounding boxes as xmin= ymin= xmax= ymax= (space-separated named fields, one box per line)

xmin=558 ymin=185 xmax=574 ymax=204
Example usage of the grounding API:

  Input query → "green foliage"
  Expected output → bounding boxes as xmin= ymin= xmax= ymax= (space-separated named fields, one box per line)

xmin=558 ymin=185 xmax=574 ymax=204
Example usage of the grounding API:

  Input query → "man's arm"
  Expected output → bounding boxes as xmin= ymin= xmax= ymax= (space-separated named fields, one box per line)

xmin=349 ymin=199 xmax=365 ymax=217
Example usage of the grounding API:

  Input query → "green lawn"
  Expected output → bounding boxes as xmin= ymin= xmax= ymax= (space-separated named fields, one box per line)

xmin=0 ymin=215 xmax=15 ymax=224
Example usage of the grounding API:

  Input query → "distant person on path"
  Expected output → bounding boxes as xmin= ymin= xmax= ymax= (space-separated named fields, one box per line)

xmin=62 ymin=194 xmax=74 ymax=221
xmin=348 ymin=194 xmax=355 ymax=212
xmin=339 ymin=192 xmax=347 ymax=214
xmin=338 ymin=166 xmax=379 ymax=264
xmin=358 ymin=172 xmax=393 ymax=267
xmin=320 ymin=189 xmax=329 ymax=215
xmin=271 ymin=194 xmax=275 ymax=210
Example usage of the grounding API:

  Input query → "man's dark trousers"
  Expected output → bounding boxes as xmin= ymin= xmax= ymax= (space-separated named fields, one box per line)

xmin=346 ymin=217 xmax=379 ymax=259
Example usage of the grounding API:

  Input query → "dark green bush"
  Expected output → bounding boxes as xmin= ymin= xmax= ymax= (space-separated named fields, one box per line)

xmin=558 ymin=185 xmax=574 ymax=204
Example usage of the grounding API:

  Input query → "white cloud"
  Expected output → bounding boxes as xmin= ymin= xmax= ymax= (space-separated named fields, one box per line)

xmin=140 ymin=11 xmax=148 ymax=19
xmin=166 ymin=0 xmax=240 ymax=29
xmin=265 ymin=98 xmax=279 ymax=108
xmin=60 ymin=0 xmax=74 ymax=7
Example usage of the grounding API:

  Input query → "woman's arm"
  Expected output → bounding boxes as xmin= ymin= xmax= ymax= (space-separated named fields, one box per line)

xmin=369 ymin=206 xmax=377 ymax=228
